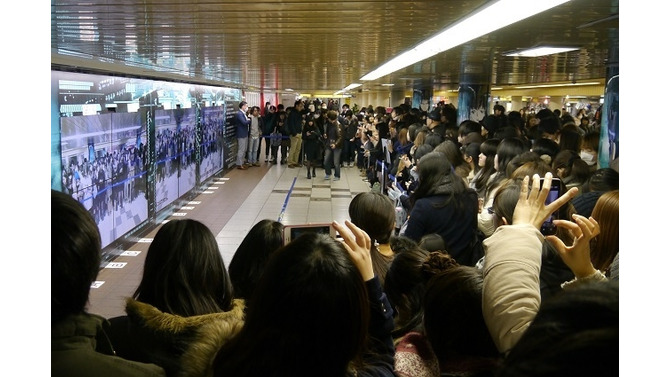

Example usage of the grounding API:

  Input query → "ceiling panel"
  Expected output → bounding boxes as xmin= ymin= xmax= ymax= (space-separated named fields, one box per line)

xmin=51 ymin=0 xmax=619 ymax=95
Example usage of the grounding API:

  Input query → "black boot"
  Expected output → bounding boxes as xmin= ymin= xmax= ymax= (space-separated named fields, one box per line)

xmin=312 ymin=167 xmax=316 ymax=176
xmin=307 ymin=171 xmax=311 ymax=179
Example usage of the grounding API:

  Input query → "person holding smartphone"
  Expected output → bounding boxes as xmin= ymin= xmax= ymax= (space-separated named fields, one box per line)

xmin=213 ymin=220 xmax=396 ymax=377
xmin=486 ymin=159 xmax=579 ymax=298
xmin=481 ymin=172 xmax=600 ymax=354
xmin=481 ymin=173 xmax=615 ymax=376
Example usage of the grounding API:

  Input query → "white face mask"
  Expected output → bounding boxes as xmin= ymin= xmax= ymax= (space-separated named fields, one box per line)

xmin=580 ymin=150 xmax=596 ymax=165
xmin=314 ymin=114 xmax=320 ymax=119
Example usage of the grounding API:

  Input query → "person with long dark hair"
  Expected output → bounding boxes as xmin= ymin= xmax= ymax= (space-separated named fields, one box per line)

xmin=400 ymin=151 xmax=479 ymax=266
xmin=383 ymin=237 xmax=439 ymax=342
xmin=106 ymin=219 xmax=243 ymax=377
xmin=433 ymin=139 xmax=471 ymax=183
xmin=228 ymin=219 xmax=285 ymax=301
xmin=471 ymin=138 xmax=500 ymax=199
xmin=478 ymin=137 xmax=528 ymax=237
xmin=213 ymin=220 xmax=396 ymax=377
xmin=482 ymin=173 xmax=615 ymax=376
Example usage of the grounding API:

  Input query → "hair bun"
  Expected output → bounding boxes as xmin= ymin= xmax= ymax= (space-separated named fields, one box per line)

xmin=420 ymin=251 xmax=459 ymax=279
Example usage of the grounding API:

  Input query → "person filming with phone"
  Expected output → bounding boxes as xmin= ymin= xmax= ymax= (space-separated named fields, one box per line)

xmin=485 ymin=158 xmax=581 ymax=296
xmin=480 ymin=172 xmax=616 ymax=376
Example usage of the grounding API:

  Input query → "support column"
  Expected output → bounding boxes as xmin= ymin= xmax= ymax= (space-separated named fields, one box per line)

xmin=599 ymin=29 xmax=619 ymax=169
xmin=380 ymin=91 xmax=391 ymax=108
xmin=511 ymin=96 xmax=523 ymax=112
xmin=457 ymin=84 xmax=490 ymax=125
xmin=390 ymin=89 xmax=406 ymax=108
xmin=456 ymin=50 xmax=492 ymax=125
xmin=412 ymin=88 xmax=432 ymax=111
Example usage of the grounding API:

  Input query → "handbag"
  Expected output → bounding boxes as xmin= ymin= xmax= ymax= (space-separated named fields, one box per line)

xmin=394 ymin=201 xmax=407 ymax=230
xmin=270 ymin=131 xmax=283 ymax=147
xmin=388 ymin=186 xmax=407 ymax=230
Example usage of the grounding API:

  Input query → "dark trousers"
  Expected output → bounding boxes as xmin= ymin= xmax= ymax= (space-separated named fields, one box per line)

xmin=343 ymin=139 xmax=356 ymax=164
xmin=263 ymin=135 xmax=271 ymax=160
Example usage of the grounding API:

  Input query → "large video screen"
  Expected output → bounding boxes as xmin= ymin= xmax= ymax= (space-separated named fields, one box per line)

xmin=154 ymin=107 xmax=197 ymax=212
xmin=200 ymin=105 xmax=225 ymax=182
xmin=178 ymin=107 xmax=197 ymax=197
xmin=60 ymin=112 xmax=148 ymax=248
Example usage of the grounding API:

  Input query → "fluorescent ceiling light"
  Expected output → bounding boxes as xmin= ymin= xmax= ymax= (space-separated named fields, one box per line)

xmin=514 ymin=81 xmax=600 ymax=89
xmin=334 ymin=83 xmax=362 ymax=96
xmin=360 ymin=0 xmax=571 ymax=81
xmin=504 ymin=46 xmax=579 ymax=57
xmin=381 ymin=83 xmax=395 ymax=87
xmin=343 ymin=83 xmax=362 ymax=91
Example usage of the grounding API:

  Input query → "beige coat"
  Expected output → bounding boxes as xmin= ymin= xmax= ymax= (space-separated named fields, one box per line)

xmin=481 ymin=224 xmax=543 ymax=355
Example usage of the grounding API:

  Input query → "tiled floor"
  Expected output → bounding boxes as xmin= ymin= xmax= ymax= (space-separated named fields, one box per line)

xmin=88 ymin=156 xmax=372 ymax=319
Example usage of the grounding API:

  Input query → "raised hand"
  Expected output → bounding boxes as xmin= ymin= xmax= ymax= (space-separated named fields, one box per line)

xmin=513 ymin=172 xmax=579 ymax=229
xmin=331 ymin=220 xmax=374 ymax=281
xmin=547 ymin=214 xmax=600 ymax=278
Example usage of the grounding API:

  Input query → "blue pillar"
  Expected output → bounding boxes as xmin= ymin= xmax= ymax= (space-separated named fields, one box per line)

xmin=412 ymin=88 xmax=432 ymax=110
xmin=456 ymin=50 xmax=492 ymax=125
xmin=599 ymin=29 xmax=619 ymax=169
xmin=599 ymin=76 xmax=618 ymax=169
xmin=457 ymin=83 xmax=490 ymax=125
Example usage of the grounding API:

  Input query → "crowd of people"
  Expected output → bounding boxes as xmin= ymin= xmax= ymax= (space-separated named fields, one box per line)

xmin=233 ymin=98 xmax=405 ymax=181
xmin=52 ymin=98 xmax=619 ymax=376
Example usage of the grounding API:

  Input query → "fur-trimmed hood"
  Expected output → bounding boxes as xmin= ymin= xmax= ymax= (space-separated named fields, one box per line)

xmin=108 ymin=298 xmax=245 ymax=377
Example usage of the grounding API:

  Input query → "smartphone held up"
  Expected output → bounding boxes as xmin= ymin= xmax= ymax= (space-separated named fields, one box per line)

xmin=539 ymin=177 xmax=562 ymax=236
xmin=282 ymin=223 xmax=338 ymax=245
